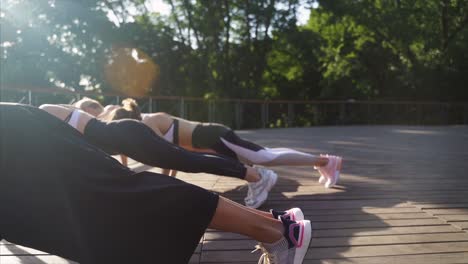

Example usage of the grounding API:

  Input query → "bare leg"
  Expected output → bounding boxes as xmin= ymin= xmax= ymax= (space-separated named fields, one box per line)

xmin=221 ymin=195 xmax=273 ymax=219
xmin=209 ymin=196 xmax=284 ymax=243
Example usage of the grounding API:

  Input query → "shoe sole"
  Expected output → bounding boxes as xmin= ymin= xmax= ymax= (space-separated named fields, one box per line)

xmin=294 ymin=220 xmax=312 ymax=264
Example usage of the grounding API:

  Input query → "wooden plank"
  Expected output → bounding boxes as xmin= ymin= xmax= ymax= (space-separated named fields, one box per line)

xmin=423 ymin=208 xmax=468 ymax=215
xmin=310 ymin=233 xmax=468 ymax=248
xmin=304 ymin=252 xmax=468 ymax=264
xmin=436 ymin=215 xmax=468 ymax=221
xmin=1 ymin=240 xmax=12 ymax=245
xmin=312 ymin=218 xmax=445 ymax=229
xmin=204 ymin=225 xmax=463 ymax=241
xmin=189 ymin=253 xmax=200 ymax=264
xmin=1 ymin=244 xmax=49 ymax=255
xmin=262 ymin=200 xmax=409 ymax=210
xmin=416 ymin=203 xmax=468 ymax=209
xmin=194 ymin=243 xmax=202 ymax=253
xmin=0 ymin=256 xmax=76 ymax=264
xmin=312 ymin=225 xmax=462 ymax=238
xmin=304 ymin=207 xmax=422 ymax=216
xmin=305 ymin=241 xmax=468 ymax=259
xmin=201 ymin=242 xmax=468 ymax=262
xmin=310 ymin=212 xmax=433 ymax=221
xmin=202 ymin=233 xmax=468 ymax=251
xmin=258 ymin=193 xmax=468 ymax=201
xmin=196 ymin=253 xmax=468 ymax=264
xmin=451 ymin=221 xmax=468 ymax=230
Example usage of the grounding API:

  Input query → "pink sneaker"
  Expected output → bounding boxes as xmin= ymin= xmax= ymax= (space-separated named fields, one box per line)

xmin=315 ymin=154 xmax=328 ymax=184
xmin=316 ymin=154 xmax=341 ymax=188
xmin=271 ymin=207 xmax=305 ymax=221
xmin=254 ymin=219 xmax=312 ymax=264
xmin=324 ymin=155 xmax=342 ymax=188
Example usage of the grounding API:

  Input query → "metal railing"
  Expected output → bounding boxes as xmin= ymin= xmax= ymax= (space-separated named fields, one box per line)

xmin=1 ymin=86 xmax=467 ymax=129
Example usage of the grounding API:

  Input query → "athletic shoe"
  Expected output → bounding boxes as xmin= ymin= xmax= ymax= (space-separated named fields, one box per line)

xmin=326 ymin=155 xmax=342 ymax=188
xmin=270 ymin=207 xmax=305 ymax=221
xmin=318 ymin=175 xmax=327 ymax=184
xmin=244 ymin=167 xmax=278 ymax=209
xmin=253 ymin=219 xmax=312 ymax=264
xmin=315 ymin=154 xmax=341 ymax=188
xmin=315 ymin=154 xmax=328 ymax=184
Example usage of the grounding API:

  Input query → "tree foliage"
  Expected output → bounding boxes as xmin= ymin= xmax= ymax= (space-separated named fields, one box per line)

xmin=1 ymin=0 xmax=467 ymax=101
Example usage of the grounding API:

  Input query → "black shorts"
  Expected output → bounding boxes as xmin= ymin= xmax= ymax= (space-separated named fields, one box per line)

xmin=0 ymin=104 xmax=219 ymax=264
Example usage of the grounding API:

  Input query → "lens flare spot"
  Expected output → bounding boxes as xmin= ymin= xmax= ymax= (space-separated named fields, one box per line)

xmin=104 ymin=47 xmax=160 ymax=97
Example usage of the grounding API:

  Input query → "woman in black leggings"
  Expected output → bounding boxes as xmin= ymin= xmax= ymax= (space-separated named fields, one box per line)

xmin=0 ymin=103 xmax=311 ymax=264
xmin=39 ymin=103 xmax=277 ymax=209
xmin=77 ymin=97 xmax=342 ymax=190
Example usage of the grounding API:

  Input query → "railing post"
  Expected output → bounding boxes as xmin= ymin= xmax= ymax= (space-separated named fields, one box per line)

xmin=340 ymin=102 xmax=346 ymax=125
xmin=116 ymin=96 xmax=120 ymax=105
xmin=261 ymin=103 xmax=264 ymax=128
xmin=211 ymin=101 xmax=216 ymax=122
xmin=313 ymin=103 xmax=319 ymax=126
xmin=464 ymin=104 xmax=468 ymax=125
xmin=417 ymin=104 xmax=422 ymax=125
xmin=444 ymin=103 xmax=450 ymax=125
xmin=28 ymin=90 xmax=32 ymax=105
xmin=179 ymin=97 xmax=185 ymax=118
xmin=153 ymin=99 xmax=158 ymax=112
xmin=287 ymin=103 xmax=294 ymax=127
xmin=208 ymin=101 xmax=212 ymax=122
xmin=148 ymin=97 xmax=153 ymax=113
xmin=261 ymin=101 xmax=269 ymax=128
xmin=367 ymin=103 xmax=371 ymax=125
xmin=235 ymin=101 xmax=242 ymax=129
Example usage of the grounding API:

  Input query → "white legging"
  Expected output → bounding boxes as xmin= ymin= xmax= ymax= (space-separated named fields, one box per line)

xmin=220 ymin=138 xmax=321 ymax=166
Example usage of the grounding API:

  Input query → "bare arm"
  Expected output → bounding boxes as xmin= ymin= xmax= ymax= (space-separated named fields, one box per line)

xmin=39 ymin=104 xmax=72 ymax=121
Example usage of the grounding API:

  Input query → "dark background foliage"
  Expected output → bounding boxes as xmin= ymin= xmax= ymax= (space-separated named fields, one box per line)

xmin=1 ymin=0 xmax=467 ymax=101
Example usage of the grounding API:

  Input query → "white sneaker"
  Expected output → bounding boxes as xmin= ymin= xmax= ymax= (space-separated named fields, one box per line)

xmin=254 ymin=219 xmax=312 ymax=264
xmin=245 ymin=167 xmax=278 ymax=209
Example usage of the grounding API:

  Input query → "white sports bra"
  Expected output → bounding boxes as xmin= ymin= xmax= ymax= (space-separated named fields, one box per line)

xmin=65 ymin=110 xmax=81 ymax=129
xmin=163 ymin=123 xmax=174 ymax=143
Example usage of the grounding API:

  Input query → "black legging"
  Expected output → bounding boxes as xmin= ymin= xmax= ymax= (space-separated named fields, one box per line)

xmin=83 ymin=118 xmax=247 ymax=179
xmin=0 ymin=103 xmax=219 ymax=264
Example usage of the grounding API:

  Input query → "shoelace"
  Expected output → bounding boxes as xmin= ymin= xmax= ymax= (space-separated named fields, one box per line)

xmin=252 ymin=245 xmax=277 ymax=264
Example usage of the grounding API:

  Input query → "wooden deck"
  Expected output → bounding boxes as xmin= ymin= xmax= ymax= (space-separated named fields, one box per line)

xmin=2 ymin=125 xmax=468 ymax=263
